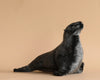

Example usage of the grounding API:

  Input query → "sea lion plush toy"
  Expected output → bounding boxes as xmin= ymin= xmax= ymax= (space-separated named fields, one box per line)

xmin=14 ymin=21 xmax=84 ymax=76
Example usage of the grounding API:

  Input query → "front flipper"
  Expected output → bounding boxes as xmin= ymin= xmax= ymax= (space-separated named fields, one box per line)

xmin=74 ymin=62 xmax=84 ymax=74
xmin=53 ymin=55 xmax=69 ymax=76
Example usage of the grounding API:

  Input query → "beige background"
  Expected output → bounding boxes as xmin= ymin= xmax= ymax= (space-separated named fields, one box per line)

xmin=0 ymin=0 xmax=100 ymax=80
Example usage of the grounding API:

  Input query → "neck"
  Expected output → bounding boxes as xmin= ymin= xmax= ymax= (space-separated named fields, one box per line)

xmin=63 ymin=34 xmax=80 ymax=48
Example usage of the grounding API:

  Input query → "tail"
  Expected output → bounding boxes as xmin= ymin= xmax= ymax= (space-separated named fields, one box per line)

xmin=13 ymin=66 xmax=33 ymax=72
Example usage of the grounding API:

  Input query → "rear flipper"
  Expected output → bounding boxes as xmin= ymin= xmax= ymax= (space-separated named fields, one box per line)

xmin=74 ymin=62 xmax=84 ymax=74
xmin=14 ymin=66 xmax=33 ymax=72
xmin=13 ymin=56 xmax=43 ymax=72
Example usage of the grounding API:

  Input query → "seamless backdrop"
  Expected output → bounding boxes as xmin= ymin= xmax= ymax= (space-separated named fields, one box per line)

xmin=0 ymin=0 xmax=100 ymax=74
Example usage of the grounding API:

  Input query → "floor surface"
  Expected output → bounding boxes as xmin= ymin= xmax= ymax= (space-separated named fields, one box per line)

xmin=0 ymin=70 xmax=100 ymax=80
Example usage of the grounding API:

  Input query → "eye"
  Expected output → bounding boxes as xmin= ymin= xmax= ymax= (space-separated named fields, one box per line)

xmin=71 ymin=25 xmax=75 ymax=28
xmin=66 ymin=30 xmax=71 ymax=33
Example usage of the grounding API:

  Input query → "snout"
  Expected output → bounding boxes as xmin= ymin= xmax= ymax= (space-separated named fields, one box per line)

xmin=75 ymin=21 xmax=83 ymax=29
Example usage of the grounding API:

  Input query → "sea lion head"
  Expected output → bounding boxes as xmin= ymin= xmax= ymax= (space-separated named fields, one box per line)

xmin=64 ymin=21 xmax=83 ymax=35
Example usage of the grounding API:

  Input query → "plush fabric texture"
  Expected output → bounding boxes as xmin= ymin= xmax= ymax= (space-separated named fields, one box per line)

xmin=14 ymin=21 xmax=84 ymax=76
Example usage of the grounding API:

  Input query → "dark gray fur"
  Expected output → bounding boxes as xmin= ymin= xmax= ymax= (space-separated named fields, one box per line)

xmin=14 ymin=21 xmax=84 ymax=76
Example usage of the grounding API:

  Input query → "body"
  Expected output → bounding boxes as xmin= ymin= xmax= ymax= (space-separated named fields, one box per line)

xmin=14 ymin=21 xmax=84 ymax=76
